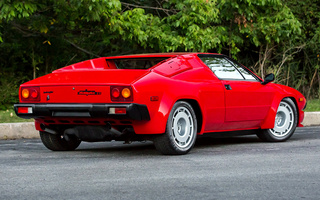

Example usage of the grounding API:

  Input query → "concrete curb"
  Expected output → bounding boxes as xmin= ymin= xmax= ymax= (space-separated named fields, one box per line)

xmin=0 ymin=122 xmax=39 ymax=140
xmin=1 ymin=112 xmax=319 ymax=140
xmin=302 ymin=112 xmax=320 ymax=127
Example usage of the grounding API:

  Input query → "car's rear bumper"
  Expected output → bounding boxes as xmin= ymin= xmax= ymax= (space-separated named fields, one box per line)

xmin=14 ymin=103 xmax=150 ymax=121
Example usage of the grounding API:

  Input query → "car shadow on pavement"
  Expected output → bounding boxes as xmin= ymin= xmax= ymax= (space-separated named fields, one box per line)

xmin=76 ymin=141 xmax=159 ymax=155
xmin=195 ymin=135 xmax=262 ymax=146
xmin=75 ymin=134 xmax=264 ymax=155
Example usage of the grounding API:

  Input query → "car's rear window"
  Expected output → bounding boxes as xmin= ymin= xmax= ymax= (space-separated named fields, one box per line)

xmin=110 ymin=57 xmax=170 ymax=69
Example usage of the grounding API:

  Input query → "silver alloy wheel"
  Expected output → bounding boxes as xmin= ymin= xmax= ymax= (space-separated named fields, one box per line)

xmin=171 ymin=106 xmax=194 ymax=149
xmin=270 ymin=101 xmax=294 ymax=137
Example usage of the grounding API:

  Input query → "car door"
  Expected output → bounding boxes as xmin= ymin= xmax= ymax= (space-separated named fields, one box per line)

xmin=199 ymin=55 xmax=276 ymax=130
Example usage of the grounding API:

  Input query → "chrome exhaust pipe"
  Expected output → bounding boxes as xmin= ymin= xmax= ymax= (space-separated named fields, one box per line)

xmin=40 ymin=124 xmax=57 ymax=135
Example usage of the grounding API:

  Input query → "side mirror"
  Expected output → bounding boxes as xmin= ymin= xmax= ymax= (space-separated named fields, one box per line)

xmin=261 ymin=73 xmax=275 ymax=85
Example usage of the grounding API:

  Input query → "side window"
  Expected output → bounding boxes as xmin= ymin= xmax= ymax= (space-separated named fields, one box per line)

xmin=228 ymin=59 xmax=258 ymax=81
xmin=200 ymin=57 xmax=244 ymax=80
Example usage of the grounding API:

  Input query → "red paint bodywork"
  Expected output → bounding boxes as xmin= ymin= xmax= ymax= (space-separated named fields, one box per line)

xmin=17 ymin=53 xmax=306 ymax=135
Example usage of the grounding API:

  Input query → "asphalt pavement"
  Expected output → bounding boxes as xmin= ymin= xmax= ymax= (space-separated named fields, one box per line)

xmin=0 ymin=126 xmax=319 ymax=200
xmin=1 ymin=111 xmax=320 ymax=140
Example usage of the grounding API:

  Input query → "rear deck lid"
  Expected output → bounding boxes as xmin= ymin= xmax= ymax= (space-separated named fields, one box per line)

xmin=24 ymin=70 xmax=148 ymax=86
xmin=21 ymin=70 xmax=147 ymax=103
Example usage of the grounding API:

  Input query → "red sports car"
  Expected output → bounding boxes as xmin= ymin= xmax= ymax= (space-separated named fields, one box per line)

xmin=14 ymin=53 xmax=306 ymax=155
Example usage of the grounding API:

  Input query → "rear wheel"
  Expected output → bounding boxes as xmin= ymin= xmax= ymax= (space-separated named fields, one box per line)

xmin=40 ymin=131 xmax=81 ymax=151
xmin=154 ymin=101 xmax=197 ymax=155
xmin=257 ymin=98 xmax=298 ymax=142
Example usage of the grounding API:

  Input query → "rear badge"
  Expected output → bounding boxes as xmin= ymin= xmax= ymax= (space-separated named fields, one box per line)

xmin=78 ymin=89 xmax=101 ymax=96
xmin=43 ymin=91 xmax=53 ymax=101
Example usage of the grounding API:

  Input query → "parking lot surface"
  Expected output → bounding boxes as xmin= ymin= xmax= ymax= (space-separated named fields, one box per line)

xmin=1 ymin=126 xmax=319 ymax=200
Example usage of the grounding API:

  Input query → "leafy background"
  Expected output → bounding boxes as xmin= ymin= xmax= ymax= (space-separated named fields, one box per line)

xmin=0 ymin=0 xmax=319 ymax=109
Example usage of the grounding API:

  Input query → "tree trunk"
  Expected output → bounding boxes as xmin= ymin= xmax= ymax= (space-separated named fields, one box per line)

xmin=307 ymin=68 xmax=318 ymax=99
xmin=32 ymin=49 xmax=36 ymax=80
xmin=259 ymin=44 xmax=270 ymax=79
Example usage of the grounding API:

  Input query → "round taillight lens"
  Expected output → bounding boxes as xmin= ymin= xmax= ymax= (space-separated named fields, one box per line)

xmin=112 ymin=88 xmax=120 ymax=98
xmin=31 ymin=89 xmax=38 ymax=98
xmin=122 ymin=88 xmax=131 ymax=98
xmin=22 ymin=89 xmax=30 ymax=99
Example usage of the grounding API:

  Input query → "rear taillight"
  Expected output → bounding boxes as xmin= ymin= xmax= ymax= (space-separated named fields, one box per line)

xmin=20 ymin=87 xmax=40 ymax=102
xmin=111 ymin=88 xmax=120 ymax=98
xmin=110 ymin=86 xmax=133 ymax=102
xmin=121 ymin=88 xmax=131 ymax=98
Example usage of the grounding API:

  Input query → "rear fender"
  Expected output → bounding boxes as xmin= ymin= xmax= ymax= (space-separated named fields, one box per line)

xmin=132 ymin=91 xmax=174 ymax=134
xmin=162 ymin=96 xmax=204 ymax=135
xmin=133 ymin=91 xmax=203 ymax=135
xmin=132 ymin=71 xmax=205 ymax=135
xmin=151 ymin=93 xmax=202 ymax=133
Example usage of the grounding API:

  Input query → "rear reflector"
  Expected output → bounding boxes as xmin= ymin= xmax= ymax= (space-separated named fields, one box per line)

xmin=109 ymin=107 xmax=126 ymax=114
xmin=18 ymin=107 xmax=33 ymax=114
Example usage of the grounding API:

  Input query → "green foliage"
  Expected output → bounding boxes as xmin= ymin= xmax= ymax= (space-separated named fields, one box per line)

xmin=281 ymin=0 xmax=320 ymax=99
xmin=0 ymin=0 xmax=37 ymax=21
xmin=0 ymin=72 xmax=29 ymax=110
xmin=0 ymin=0 xmax=319 ymax=109
xmin=304 ymin=99 xmax=320 ymax=112
xmin=0 ymin=108 xmax=34 ymax=123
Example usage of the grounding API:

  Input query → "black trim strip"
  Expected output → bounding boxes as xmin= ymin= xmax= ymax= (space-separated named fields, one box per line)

xmin=14 ymin=103 xmax=150 ymax=121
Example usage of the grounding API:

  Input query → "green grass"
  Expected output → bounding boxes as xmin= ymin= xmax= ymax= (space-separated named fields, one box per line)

xmin=304 ymin=99 xmax=320 ymax=112
xmin=0 ymin=109 xmax=34 ymax=123
xmin=0 ymin=99 xmax=319 ymax=123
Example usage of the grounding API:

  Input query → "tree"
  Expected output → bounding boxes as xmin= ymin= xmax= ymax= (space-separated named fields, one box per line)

xmin=0 ymin=0 xmax=319 ymax=108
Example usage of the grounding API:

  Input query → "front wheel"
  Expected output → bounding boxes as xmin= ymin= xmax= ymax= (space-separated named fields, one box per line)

xmin=257 ymin=98 xmax=298 ymax=142
xmin=40 ymin=131 xmax=81 ymax=151
xmin=154 ymin=101 xmax=197 ymax=155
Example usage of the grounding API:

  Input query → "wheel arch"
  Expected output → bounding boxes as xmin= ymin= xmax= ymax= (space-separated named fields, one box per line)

xmin=179 ymin=99 xmax=203 ymax=134
xmin=260 ymin=96 xmax=298 ymax=129
xmin=287 ymin=96 xmax=299 ymax=126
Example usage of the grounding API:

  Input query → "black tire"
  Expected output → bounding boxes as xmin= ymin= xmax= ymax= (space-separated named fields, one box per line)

xmin=257 ymin=98 xmax=298 ymax=142
xmin=40 ymin=131 xmax=81 ymax=151
xmin=154 ymin=101 xmax=197 ymax=155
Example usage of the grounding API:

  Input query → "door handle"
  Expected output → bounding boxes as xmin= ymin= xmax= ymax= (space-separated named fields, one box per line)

xmin=224 ymin=84 xmax=232 ymax=90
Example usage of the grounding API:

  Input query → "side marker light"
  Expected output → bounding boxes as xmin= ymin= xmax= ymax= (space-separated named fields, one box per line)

xmin=150 ymin=96 xmax=159 ymax=101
